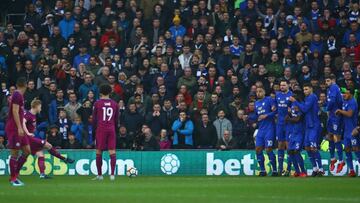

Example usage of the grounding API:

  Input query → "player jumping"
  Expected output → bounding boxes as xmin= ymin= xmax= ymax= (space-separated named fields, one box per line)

xmin=275 ymin=80 xmax=292 ymax=175
xmin=6 ymin=77 xmax=30 ymax=186
xmin=325 ymin=74 xmax=344 ymax=173
xmin=336 ymin=88 xmax=359 ymax=177
xmin=255 ymin=86 xmax=278 ymax=176
xmin=22 ymin=99 xmax=74 ymax=179
xmin=92 ymin=84 xmax=119 ymax=181
xmin=290 ymin=83 xmax=324 ymax=176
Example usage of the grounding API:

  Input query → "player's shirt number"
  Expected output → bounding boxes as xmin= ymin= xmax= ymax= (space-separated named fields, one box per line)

xmin=102 ymin=107 xmax=114 ymax=121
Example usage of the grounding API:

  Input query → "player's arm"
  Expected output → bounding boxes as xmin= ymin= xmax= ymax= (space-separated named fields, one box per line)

xmin=263 ymin=98 xmax=276 ymax=119
xmin=12 ymin=103 xmax=24 ymax=136
xmin=326 ymin=89 xmax=336 ymax=111
xmin=294 ymin=96 xmax=314 ymax=113
xmin=336 ymin=105 xmax=354 ymax=118
xmin=22 ymin=118 xmax=33 ymax=136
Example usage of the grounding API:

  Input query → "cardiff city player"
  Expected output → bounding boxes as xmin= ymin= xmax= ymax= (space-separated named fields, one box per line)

xmin=335 ymin=88 xmax=359 ymax=177
xmin=325 ymin=74 xmax=344 ymax=173
xmin=290 ymin=83 xmax=324 ymax=176
xmin=286 ymin=89 xmax=306 ymax=177
xmin=275 ymin=80 xmax=292 ymax=175
xmin=5 ymin=77 xmax=30 ymax=186
xmin=255 ymin=86 xmax=277 ymax=176
xmin=92 ymin=84 xmax=119 ymax=181
xmin=22 ymin=99 xmax=74 ymax=179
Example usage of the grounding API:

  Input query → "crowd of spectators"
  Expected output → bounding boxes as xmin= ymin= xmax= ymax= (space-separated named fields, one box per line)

xmin=0 ymin=0 xmax=360 ymax=151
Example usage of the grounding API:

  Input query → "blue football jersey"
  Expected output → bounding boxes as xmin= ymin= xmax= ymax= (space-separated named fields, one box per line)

xmin=255 ymin=96 xmax=276 ymax=130
xmin=294 ymin=93 xmax=320 ymax=128
xmin=275 ymin=91 xmax=292 ymax=125
xmin=327 ymin=83 xmax=343 ymax=118
xmin=342 ymin=98 xmax=358 ymax=135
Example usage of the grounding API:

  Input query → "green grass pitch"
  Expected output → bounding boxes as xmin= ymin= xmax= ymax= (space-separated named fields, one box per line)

xmin=0 ymin=176 xmax=359 ymax=203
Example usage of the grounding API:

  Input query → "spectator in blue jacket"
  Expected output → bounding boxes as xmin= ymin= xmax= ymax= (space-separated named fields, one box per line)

xmin=172 ymin=111 xmax=194 ymax=149
xmin=0 ymin=54 xmax=7 ymax=72
xmin=169 ymin=15 xmax=186 ymax=41
xmin=309 ymin=33 xmax=325 ymax=55
xmin=49 ymin=89 xmax=68 ymax=124
xmin=73 ymin=44 xmax=90 ymax=69
xmin=78 ymin=73 xmax=99 ymax=101
xmin=71 ymin=116 xmax=84 ymax=145
xmin=59 ymin=11 xmax=76 ymax=40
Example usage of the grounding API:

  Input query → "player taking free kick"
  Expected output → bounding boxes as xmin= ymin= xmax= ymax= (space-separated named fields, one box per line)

xmin=22 ymin=99 xmax=74 ymax=179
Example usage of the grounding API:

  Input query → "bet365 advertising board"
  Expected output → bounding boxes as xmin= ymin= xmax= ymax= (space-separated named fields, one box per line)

xmin=0 ymin=150 xmax=358 ymax=176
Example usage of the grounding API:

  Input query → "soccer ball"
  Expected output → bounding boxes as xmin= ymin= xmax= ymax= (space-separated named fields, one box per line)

xmin=126 ymin=167 xmax=138 ymax=177
xmin=160 ymin=153 xmax=180 ymax=175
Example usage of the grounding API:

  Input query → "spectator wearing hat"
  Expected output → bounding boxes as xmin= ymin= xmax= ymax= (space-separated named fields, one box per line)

xmin=40 ymin=14 xmax=55 ymax=38
xmin=169 ymin=15 xmax=186 ymax=41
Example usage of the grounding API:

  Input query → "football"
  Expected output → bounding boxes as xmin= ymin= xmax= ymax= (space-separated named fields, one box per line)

xmin=126 ymin=167 xmax=138 ymax=177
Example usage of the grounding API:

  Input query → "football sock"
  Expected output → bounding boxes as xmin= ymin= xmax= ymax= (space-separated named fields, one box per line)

xmin=278 ymin=149 xmax=284 ymax=172
xmin=314 ymin=151 xmax=323 ymax=170
xmin=307 ymin=151 xmax=317 ymax=169
xmin=296 ymin=153 xmax=306 ymax=173
xmin=96 ymin=154 xmax=102 ymax=176
xmin=345 ymin=151 xmax=354 ymax=170
xmin=38 ymin=157 xmax=45 ymax=174
xmin=286 ymin=152 xmax=292 ymax=171
xmin=329 ymin=140 xmax=335 ymax=160
xmin=110 ymin=154 xmax=116 ymax=176
xmin=256 ymin=152 xmax=265 ymax=172
xmin=9 ymin=156 xmax=18 ymax=181
xmin=335 ymin=142 xmax=343 ymax=161
xmin=267 ymin=151 xmax=277 ymax=172
xmin=292 ymin=154 xmax=300 ymax=174
xmin=16 ymin=154 xmax=29 ymax=174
